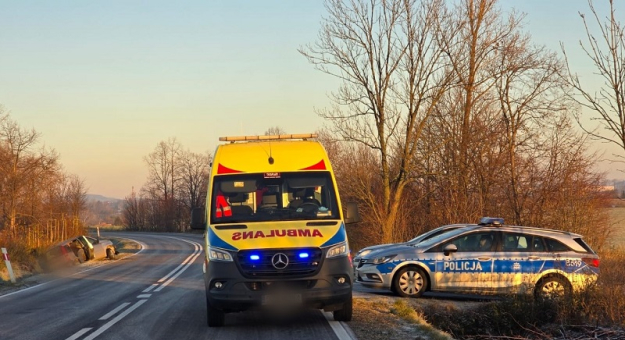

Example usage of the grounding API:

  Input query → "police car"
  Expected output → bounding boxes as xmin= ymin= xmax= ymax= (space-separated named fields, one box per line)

xmin=355 ymin=218 xmax=600 ymax=299
xmin=352 ymin=224 xmax=466 ymax=273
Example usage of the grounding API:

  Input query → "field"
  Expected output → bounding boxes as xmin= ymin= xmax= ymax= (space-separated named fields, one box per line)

xmin=608 ymin=207 xmax=625 ymax=247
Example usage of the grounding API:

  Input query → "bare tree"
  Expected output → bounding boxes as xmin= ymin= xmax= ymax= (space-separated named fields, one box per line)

xmin=562 ymin=0 xmax=625 ymax=156
xmin=264 ymin=126 xmax=287 ymax=135
xmin=492 ymin=27 xmax=570 ymax=225
xmin=178 ymin=150 xmax=210 ymax=211
xmin=301 ymin=0 xmax=454 ymax=243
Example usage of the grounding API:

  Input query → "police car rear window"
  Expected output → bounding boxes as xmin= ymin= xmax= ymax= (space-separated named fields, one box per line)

xmin=574 ymin=238 xmax=596 ymax=254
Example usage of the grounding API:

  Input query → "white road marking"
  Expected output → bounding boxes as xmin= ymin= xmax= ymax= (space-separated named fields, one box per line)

xmin=65 ymin=327 xmax=92 ymax=340
xmin=154 ymin=239 xmax=202 ymax=292
xmin=99 ymin=302 xmax=131 ymax=320
xmin=157 ymin=240 xmax=200 ymax=283
xmin=142 ymin=284 xmax=159 ymax=293
xmin=323 ymin=312 xmax=357 ymax=340
xmin=137 ymin=294 xmax=152 ymax=299
xmin=83 ymin=299 xmax=147 ymax=340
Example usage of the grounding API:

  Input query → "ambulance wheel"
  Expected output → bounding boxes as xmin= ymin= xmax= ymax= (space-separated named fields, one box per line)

xmin=206 ymin=297 xmax=225 ymax=327
xmin=393 ymin=266 xmax=427 ymax=298
xmin=534 ymin=276 xmax=571 ymax=300
xmin=333 ymin=294 xmax=352 ymax=321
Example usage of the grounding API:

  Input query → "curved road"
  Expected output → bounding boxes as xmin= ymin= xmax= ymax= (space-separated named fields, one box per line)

xmin=0 ymin=232 xmax=355 ymax=340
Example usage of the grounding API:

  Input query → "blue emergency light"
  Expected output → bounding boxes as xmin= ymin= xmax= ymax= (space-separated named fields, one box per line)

xmin=250 ymin=254 xmax=260 ymax=261
xmin=299 ymin=252 xmax=309 ymax=259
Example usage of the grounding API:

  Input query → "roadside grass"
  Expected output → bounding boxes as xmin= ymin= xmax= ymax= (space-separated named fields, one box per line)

xmin=390 ymin=299 xmax=453 ymax=340
xmin=109 ymin=237 xmax=141 ymax=254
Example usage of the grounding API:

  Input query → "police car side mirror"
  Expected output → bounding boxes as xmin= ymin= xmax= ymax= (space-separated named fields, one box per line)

xmin=191 ymin=207 xmax=206 ymax=230
xmin=344 ymin=202 xmax=361 ymax=224
xmin=443 ymin=244 xmax=458 ymax=256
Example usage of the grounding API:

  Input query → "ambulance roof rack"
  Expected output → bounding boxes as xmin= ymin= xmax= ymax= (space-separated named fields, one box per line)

xmin=478 ymin=217 xmax=504 ymax=226
xmin=219 ymin=133 xmax=318 ymax=143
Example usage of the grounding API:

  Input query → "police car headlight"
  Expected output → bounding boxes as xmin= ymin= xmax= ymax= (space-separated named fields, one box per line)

xmin=327 ymin=242 xmax=348 ymax=258
xmin=372 ymin=255 xmax=396 ymax=264
xmin=207 ymin=247 xmax=233 ymax=262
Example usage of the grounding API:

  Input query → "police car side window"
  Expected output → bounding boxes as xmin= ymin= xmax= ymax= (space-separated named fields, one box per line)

xmin=448 ymin=232 xmax=495 ymax=252
xmin=502 ymin=232 xmax=546 ymax=252
xmin=545 ymin=238 xmax=571 ymax=252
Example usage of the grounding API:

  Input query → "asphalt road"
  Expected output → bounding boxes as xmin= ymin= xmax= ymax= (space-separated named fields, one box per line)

xmin=0 ymin=232 xmax=354 ymax=340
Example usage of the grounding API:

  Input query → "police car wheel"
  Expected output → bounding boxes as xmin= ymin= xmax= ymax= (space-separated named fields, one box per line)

xmin=393 ymin=266 xmax=427 ymax=298
xmin=535 ymin=276 xmax=570 ymax=300
xmin=206 ymin=298 xmax=225 ymax=327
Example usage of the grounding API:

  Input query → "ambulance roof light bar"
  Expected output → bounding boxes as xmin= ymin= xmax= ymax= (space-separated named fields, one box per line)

xmin=219 ymin=134 xmax=318 ymax=143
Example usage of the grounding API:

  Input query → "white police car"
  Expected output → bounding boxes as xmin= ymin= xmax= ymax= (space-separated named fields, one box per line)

xmin=352 ymin=224 xmax=466 ymax=273
xmin=355 ymin=218 xmax=600 ymax=299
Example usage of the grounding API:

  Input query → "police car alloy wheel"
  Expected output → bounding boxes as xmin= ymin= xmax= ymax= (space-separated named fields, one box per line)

xmin=535 ymin=276 xmax=571 ymax=300
xmin=393 ymin=266 xmax=428 ymax=298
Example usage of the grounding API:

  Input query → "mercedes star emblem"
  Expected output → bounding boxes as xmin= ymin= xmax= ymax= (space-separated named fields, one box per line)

xmin=271 ymin=253 xmax=289 ymax=269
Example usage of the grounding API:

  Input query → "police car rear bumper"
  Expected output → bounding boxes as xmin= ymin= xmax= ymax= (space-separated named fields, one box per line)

xmin=205 ymin=257 xmax=353 ymax=313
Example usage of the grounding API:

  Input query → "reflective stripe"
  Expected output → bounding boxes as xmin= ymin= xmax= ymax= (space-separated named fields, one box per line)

xmin=215 ymin=194 xmax=232 ymax=218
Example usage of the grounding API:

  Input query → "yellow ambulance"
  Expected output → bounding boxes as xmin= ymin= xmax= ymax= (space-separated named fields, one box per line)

xmin=192 ymin=134 xmax=360 ymax=327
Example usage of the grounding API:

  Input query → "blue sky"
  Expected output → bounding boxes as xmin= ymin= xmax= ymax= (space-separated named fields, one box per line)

xmin=0 ymin=0 xmax=618 ymax=198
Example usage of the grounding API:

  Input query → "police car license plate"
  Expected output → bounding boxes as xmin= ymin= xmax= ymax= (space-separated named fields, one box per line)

xmin=262 ymin=293 xmax=302 ymax=306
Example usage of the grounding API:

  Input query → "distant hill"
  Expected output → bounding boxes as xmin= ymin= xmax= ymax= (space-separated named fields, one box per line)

xmin=86 ymin=194 xmax=123 ymax=203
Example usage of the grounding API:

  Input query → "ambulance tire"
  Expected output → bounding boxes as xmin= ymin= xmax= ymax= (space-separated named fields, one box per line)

xmin=333 ymin=294 xmax=352 ymax=321
xmin=393 ymin=266 xmax=427 ymax=298
xmin=206 ymin=297 xmax=225 ymax=327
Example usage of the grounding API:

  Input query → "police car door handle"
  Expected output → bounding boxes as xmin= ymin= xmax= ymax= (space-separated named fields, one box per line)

xmin=477 ymin=257 xmax=491 ymax=261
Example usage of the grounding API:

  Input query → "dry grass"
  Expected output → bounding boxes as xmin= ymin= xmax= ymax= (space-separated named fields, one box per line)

xmin=350 ymin=297 xmax=453 ymax=340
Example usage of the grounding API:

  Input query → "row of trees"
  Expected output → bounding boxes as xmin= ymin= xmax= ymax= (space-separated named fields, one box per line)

xmin=0 ymin=108 xmax=87 ymax=256
xmin=122 ymin=138 xmax=210 ymax=232
xmin=303 ymin=0 xmax=621 ymax=251
xmin=123 ymin=0 xmax=621 ymax=254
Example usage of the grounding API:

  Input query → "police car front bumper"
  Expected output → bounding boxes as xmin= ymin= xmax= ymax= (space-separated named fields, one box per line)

xmin=355 ymin=263 xmax=394 ymax=290
xmin=204 ymin=257 xmax=352 ymax=313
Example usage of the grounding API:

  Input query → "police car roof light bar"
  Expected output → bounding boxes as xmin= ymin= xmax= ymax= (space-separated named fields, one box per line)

xmin=479 ymin=217 xmax=504 ymax=226
xmin=219 ymin=134 xmax=318 ymax=143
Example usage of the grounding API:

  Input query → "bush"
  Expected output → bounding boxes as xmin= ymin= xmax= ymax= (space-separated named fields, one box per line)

xmin=416 ymin=249 xmax=625 ymax=338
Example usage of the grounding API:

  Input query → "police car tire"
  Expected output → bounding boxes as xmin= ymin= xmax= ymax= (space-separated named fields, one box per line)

xmin=393 ymin=266 xmax=427 ymax=298
xmin=534 ymin=276 xmax=571 ymax=300
xmin=333 ymin=294 xmax=353 ymax=321
xmin=206 ymin=298 xmax=225 ymax=327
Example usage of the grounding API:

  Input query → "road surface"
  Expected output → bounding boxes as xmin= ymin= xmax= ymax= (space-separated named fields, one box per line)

xmin=0 ymin=232 xmax=355 ymax=340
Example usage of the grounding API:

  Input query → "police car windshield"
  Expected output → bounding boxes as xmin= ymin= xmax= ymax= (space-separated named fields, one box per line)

xmin=414 ymin=226 xmax=472 ymax=249
xmin=210 ymin=172 xmax=340 ymax=224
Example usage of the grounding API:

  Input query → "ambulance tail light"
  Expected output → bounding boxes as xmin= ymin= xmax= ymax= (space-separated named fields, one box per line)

xmin=583 ymin=257 xmax=600 ymax=268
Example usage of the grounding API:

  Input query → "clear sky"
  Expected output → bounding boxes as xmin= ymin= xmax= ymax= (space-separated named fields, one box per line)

xmin=0 ymin=0 xmax=619 ymax=199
